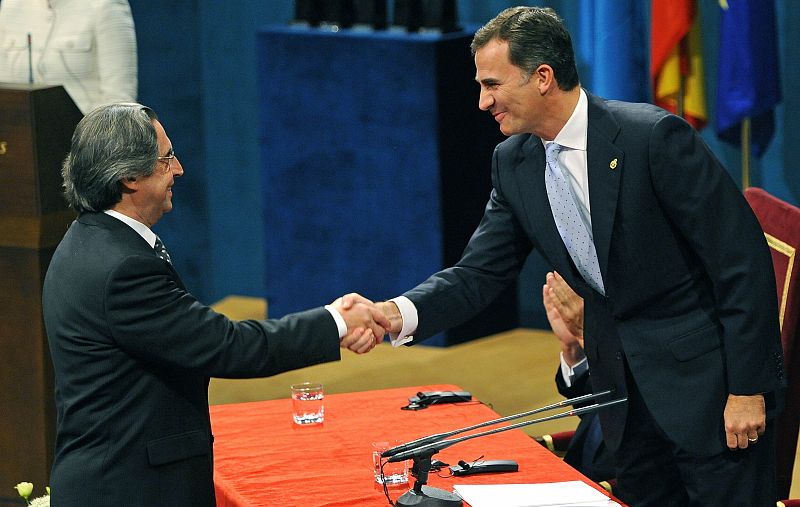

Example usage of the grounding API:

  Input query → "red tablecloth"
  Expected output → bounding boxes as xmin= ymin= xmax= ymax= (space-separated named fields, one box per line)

xmin=210 ymin=384 xmax=615 ymax=506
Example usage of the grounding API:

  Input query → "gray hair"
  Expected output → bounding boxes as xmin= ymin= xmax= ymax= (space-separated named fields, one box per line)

xmin=471 ymin=6 xmax=579 ymax=91
xmin=62 ymin=103 xmax=160 ymax=212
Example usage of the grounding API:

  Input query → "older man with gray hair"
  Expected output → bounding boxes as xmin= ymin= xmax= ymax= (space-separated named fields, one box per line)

xmin=43 ymin=103 xmax=386 ymax=506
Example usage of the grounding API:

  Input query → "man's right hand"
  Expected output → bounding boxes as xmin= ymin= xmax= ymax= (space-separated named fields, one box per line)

xmin=375 ymin=301 xmax=403 ymax=335
xmin=330 ymin=293 xmax=390 ymax=353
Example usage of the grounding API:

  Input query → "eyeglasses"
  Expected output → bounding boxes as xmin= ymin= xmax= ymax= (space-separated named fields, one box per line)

xmin=157 ymin=148 xmax=176 ymax=171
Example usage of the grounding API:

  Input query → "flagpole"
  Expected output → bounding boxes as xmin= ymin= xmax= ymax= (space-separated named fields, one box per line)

xmin=677 ymin=35 xmax=687 ymax=119
xmin=741 ymin=117 xmax=751 ymax=190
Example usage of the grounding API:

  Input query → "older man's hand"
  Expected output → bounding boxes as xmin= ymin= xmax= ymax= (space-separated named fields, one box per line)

xmin=331 ymin=293 xmax=389 ymax=353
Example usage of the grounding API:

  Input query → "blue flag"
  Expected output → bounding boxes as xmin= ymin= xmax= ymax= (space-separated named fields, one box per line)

xmin=575 ymin=0 xmax=649 ymax=103
xmin=716 ymin=0 xmax=781 ymax=157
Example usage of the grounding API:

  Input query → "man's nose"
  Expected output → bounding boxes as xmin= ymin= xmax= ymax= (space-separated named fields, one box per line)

xmin=173 ymin=157 xmax=184 ymax=176
xmin=478 ymin=89 xmax=493 ymax=111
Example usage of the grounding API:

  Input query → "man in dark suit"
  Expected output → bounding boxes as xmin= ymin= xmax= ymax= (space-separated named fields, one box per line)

xmin=42 ymin=103 xmax=389 ymax=506
xmin=375 ymin=6 xmax=784 ymax=505
xmin=543 ymin=271 xmax=613 ymax=483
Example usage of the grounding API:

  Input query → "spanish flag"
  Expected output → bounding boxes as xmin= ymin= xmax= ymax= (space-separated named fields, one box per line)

xmin=650 ymin=0 xmax=706 ymax=130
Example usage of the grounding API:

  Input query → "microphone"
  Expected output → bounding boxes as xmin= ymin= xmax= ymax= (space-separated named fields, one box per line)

xmin=27 ymin=33 xmax=34 ymax=84
xmin=387 ymin=397 xmax=626 ymax=463
xmin=382 ymin=389 xmax=613 ymax=459
xmin=381 ymin=396 xmax=627 ymax=507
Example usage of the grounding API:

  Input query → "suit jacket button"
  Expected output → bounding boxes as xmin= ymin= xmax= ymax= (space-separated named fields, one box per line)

xmin=615 ymin=352 xmax=622 ymax=360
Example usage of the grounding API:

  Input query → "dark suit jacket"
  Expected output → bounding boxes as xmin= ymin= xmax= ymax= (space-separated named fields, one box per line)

xmin=555 ymin=367 xmax=614 ymax=482
xmin=42 ymin=212 xmax=341 ymax=506
xmin=404 ymin=92 xmax=784 ymax=456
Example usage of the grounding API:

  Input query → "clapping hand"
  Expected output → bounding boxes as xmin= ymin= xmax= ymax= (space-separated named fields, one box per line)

xmin=543 ymin=271 xmax=585 ymax=366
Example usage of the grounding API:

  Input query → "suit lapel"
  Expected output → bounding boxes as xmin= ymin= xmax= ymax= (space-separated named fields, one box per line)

xmin=513 ymin=136 xmax=590 ymax=292
xmin=585 ymin=94 xmax=623 ymax=289
xmin=80 ymin=212 xmax=188 ymax=291
xmin=166 ymin=262 xmax=187 ymax=291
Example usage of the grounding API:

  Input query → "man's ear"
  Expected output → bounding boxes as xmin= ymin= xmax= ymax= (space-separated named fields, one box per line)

xmin=535 ymin=64 xmax=556 ymax=95
xmin=120 ymin=176 xmax=138 ymax=192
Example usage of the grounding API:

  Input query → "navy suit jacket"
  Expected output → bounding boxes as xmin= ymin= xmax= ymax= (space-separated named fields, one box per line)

xmin=404 ymin=92 xmax=784 ymax=455
xmin=555 ymin=367 xmax=614 ymax=482
xmin=43 ymin=212 xmax=341 ymax=506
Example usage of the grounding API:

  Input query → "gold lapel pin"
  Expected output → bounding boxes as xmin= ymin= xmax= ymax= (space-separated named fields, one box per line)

xmin=610 ymin=158 xmax=618 ymax=170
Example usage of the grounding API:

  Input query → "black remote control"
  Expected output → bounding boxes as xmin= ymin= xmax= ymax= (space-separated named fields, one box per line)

xmin=403 ymin=391 xmax=472 ymax=410
xmin=449 ymin=459 xmax=519 ymax=476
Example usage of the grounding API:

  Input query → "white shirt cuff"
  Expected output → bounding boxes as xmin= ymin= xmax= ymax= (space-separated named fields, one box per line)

xmin=324 ymin=305 xmax=347 ymax=339
xmin=387 ymin=296 xmax=417 ymax=347
xmin=559 ymin=352 xmax=588 ymax=387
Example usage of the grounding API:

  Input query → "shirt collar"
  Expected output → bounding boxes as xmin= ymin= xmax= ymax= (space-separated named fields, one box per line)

xmin=545 ymin=88 xmax=588 ymax=152
xmin=104 ymin=209 xmax=158 ymax=248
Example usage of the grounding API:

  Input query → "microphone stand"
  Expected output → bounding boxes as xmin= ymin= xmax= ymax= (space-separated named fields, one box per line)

xmin=397 ymin=449 xmax=462 ymax=506
xmin=388 ymin=397 xmax=627 ymax=507
xmin=382 ymin=390 xmax=613 ymax=459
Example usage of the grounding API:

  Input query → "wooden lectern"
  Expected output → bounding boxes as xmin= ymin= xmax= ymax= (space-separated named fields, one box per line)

xmin=0 ymin=84 xmax=81 ymax=505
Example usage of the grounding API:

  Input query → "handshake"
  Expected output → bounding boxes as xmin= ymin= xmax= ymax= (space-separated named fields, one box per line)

xmin=329 ymin=293 xmax=403 ymax=354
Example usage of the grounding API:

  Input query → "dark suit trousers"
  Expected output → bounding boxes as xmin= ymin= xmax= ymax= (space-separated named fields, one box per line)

xmin=564 ymin=413 xmax=615 ymax=483
xmin=613 ymin=366 xmax=776 ymax=506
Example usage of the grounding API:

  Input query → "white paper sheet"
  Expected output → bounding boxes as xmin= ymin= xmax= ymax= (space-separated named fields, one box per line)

xmin=453 ymin=481 xmax=621 ymax=507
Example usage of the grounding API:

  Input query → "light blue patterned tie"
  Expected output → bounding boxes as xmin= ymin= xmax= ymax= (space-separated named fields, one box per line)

xmin=544 ymin=142 xmax=605 ymax=295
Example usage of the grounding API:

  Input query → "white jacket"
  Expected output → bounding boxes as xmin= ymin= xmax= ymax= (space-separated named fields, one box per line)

xmin=0 ymin=0 xmax=137 ymax=114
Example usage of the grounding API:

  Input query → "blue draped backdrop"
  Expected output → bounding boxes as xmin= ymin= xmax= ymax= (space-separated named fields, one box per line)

xmin=129 ymin=0 xmax=799 ymax=332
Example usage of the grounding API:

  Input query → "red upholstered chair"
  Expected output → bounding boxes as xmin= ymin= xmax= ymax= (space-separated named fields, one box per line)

xmin=534 ymin=431 xmax=572 ymax=457
xmin=533 ymin=431 xmax=616 ymax=494
xmin=744 ymin=187 xmax=800 ymax=502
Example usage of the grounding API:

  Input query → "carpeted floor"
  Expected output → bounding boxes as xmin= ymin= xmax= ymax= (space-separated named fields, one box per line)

xmin=209 ymin=296 xmax=800 ymax=498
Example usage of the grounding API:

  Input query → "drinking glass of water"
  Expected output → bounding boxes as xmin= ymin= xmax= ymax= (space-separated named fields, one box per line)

xmin=372 ymin=441 xmax=409 ymax=485
xmin=290 ymin=382 xmax=324 ymax=425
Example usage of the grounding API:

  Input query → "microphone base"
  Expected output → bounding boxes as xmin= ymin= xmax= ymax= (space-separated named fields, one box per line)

xmin=397 ymin=485 xmax=463 ymax=506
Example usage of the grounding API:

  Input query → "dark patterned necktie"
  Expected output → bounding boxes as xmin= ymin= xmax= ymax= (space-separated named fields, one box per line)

xmin=153 ymin=236 xmax=172 ymax=264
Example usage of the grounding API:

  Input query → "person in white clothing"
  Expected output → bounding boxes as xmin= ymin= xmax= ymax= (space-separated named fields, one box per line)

xmin=0 ymin=0 xmax=137 ymax=114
